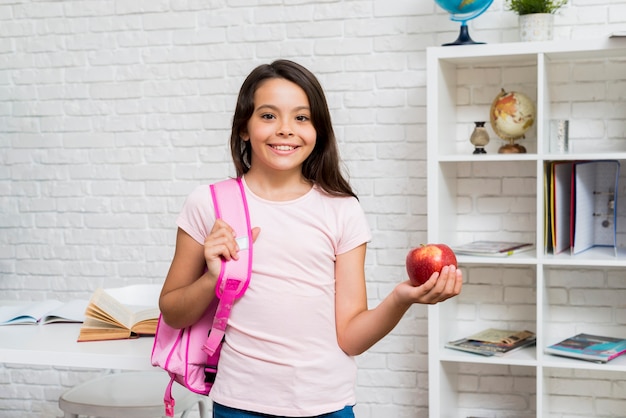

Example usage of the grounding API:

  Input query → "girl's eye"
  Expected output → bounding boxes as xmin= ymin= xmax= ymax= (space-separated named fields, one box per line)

xmin=261 ymin=113 xmax=275 ymax=120
xmin=296 ymin=115 xmax=310 ymax=122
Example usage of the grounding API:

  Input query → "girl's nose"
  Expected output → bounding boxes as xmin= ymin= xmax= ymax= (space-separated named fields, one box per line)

xmin=277 ymin=123 xmax=294 ymax=137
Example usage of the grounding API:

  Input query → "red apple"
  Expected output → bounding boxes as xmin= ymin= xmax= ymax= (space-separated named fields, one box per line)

xmin=405 ymin=243 xmax=457 ymax=286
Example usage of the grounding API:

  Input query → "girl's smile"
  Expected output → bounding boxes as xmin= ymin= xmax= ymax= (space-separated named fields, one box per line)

xmin=270 ymin=145 xmax=297 ymax=151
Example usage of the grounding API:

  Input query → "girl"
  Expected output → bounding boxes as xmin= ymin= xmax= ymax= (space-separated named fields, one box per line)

xmin=159 ymin=60 xmax=462 ymax=418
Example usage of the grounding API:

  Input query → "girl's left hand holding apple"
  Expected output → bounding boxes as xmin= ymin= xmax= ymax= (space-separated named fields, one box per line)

xmin=396 ymin=265 xmax=462 ymax=306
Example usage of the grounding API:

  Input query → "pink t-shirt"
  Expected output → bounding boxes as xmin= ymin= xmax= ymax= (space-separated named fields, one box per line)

xmin=176 ymin=178 xmax=372 ymax=416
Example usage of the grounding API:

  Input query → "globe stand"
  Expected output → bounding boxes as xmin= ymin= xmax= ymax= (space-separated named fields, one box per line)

xmin=443 ymin=23 xmax=485 ymax=46
xmin=498 ymin=140 xmax=527 ymax=154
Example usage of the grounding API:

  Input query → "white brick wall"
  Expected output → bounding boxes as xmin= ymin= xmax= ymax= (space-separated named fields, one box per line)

xmin=1 ymin=1 xmax=626 ymax=417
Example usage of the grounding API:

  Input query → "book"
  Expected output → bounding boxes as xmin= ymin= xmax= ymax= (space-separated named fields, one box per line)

xmin=0 ymin=299 xmax=88 ymax=325
xmin=445 ymin=328 xmax=536 ymax=357
xmin=571 ymin=160 xmax=619 ymax=255
xmin=544 ymin=162 xmax=553 ymax=254
xmin=545 ymin=333 xmax=626 ymax=363
xmin=452 ymin=241 xmax=534 ymax=257
xmin=77 ymin=284 xmax=161 ymax=342
xmin=551 ymin=161 xmax=574 ymax=254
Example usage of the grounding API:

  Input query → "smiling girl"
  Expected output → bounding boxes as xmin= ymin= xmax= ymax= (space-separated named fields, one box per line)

xmin=158 ymin=60 xmax=462 ymax=418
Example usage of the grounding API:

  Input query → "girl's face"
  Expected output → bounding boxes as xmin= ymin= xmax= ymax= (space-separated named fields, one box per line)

xmin=242 ymin=78 xmax=317 ymax=176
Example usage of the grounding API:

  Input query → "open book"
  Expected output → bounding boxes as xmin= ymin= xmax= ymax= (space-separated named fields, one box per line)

xmin=77 ymin=284 xmax=161 ymax=342
xmin=0 ymin=299 xmax=88 ymax=325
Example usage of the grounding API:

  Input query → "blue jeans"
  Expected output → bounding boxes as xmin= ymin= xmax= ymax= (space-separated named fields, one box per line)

xmin=212 ymin=403 xmax=355 ymax=418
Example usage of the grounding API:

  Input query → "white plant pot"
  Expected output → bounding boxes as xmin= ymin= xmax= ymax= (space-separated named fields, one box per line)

xmin=519 ymin=13 xmax=554 ymax=42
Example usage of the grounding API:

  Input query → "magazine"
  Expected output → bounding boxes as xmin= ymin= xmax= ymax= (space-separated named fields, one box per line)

xmin=452 ymin=241 xmax=534 ymax=257
xmin=445 ymin=328 xmax=536 ymax=357
xmin=0 ymin=299 xmax=88 ymax=325
xmin=545 ymin=333 xmax=626 ymax=363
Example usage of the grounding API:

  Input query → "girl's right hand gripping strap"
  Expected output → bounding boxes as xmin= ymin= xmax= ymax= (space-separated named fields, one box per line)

xmin=202 ymin=178 xmax=253 ymax=356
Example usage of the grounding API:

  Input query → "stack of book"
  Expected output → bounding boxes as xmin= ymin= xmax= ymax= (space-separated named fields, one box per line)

xmin=445 ymin=328 xmax=536 ymax=357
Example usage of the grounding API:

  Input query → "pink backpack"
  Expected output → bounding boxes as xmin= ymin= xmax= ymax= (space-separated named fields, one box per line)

xmin=151 ymin=178 xmax=253 ymax=417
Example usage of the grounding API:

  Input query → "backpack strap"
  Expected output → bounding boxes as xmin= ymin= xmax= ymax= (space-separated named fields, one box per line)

xmin=202 ymin=177 xmax=253 ymax=356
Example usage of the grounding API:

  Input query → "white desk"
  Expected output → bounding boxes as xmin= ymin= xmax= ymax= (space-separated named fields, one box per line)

xmin=0 ymin=323 xmax=155 ymax=370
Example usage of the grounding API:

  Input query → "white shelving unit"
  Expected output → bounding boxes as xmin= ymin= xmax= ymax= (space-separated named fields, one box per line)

xmin=427 ymin=38 xmax=626 ymax=418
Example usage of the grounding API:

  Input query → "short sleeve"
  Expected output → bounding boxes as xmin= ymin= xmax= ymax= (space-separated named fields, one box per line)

xmin=335 ymin=196 xmax=372 ymax=255
xmin=176 ymin=185 xmax=216 ymax=245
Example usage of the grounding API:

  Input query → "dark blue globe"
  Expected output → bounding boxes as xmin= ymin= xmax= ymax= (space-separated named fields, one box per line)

xmin=434 ymin=0 xmax=494 ymax=46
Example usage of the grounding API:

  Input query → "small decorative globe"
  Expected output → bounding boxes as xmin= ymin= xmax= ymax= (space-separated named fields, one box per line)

xmin=490 ymin=88 xmax=536 ymax=153
xmin=434 ymin=0 xmax=495 ymax=45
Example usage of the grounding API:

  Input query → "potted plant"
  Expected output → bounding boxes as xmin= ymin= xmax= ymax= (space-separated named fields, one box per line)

xmin=505 ymin=0 xmax=568 ymax=41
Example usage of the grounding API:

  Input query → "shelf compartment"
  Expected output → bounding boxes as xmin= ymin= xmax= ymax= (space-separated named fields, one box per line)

xmin=542 ymin=367 xmax=626 ymax=417
xmin=435 ymin=361 xmax=537 ymax=418
xmin=542 ymin=53 xmax=626 ymax=154
xmin=433 ymin=160 xmax=537 ymax=248
xmin=542 ymin=266 xmax=626 ymax=368
xmin=436 ymin=265 xmax=537 ymax=354
xmin=428 ymin=52 xmax=538 ymax=157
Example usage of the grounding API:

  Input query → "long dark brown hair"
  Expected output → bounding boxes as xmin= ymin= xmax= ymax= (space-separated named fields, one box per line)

xmin=230 ymin=59 xmax=356 ymax=199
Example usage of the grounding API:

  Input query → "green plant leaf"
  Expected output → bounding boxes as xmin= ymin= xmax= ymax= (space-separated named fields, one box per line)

xmin=505 ymin=0 xmax=568 ymax=15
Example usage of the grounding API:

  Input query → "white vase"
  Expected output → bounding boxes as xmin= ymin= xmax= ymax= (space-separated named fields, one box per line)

xmin=519 ymin=13 xmax=554 ymax=42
